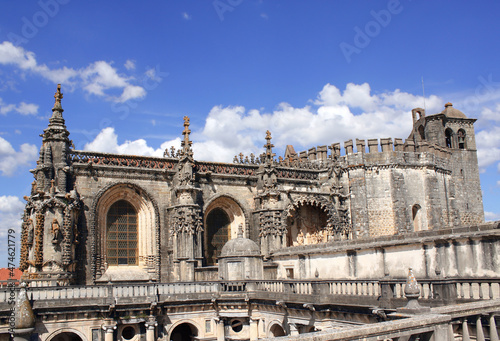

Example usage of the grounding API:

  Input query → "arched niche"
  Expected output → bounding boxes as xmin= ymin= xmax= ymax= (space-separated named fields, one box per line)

xmin=93 ymin=183 xmax=159 ymax=282
xmin=412 ymin=204 xmax=425 ymax=232
xmin=284 ymin=196 xmax=343 ymax=246
xmin=204 ymin=195 xmax=246 ymax=266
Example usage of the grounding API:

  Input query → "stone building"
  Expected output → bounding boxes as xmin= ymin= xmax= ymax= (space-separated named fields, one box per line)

xmin=3 ymin=85 xmax=499 ymax=341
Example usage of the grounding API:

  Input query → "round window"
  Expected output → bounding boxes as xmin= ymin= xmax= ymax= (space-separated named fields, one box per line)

xmin=231 ymin=319 xmax=243 ymax=333
xmin=122 ymin=326 xmax=136 ymax=340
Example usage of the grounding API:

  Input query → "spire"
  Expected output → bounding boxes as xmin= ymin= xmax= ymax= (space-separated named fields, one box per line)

xmin=42 ymin=84 xmax=69 ymax=143
xmin=264 ymin=130 xmax=275 ymax=164
xmin=181 ymin=116 xmax=193 ymax=158
xmin=54 ymin=84 xmax=63 ymax=109
xmin=49 ymin=84 xmax=65 ymax=125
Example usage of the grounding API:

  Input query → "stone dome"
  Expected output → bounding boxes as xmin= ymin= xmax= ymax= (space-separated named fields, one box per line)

xmin=441 ymin=102 xmax=467 ymax=119
xmin=220 ymin=234 xmax=261 ymax=258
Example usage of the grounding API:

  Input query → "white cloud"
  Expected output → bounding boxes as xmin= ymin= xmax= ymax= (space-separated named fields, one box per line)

xmin=0 ymin=41 xmax=37 ymax=69
xmin=476 ymin=126 xmax=500 ymax=169
xmin=0 ymin=41 xmax=146 ymax=103
xmin=83 ymin=127 xmax=181 ymax=157
xmin=117 ymin=85 xmax=146 ymax=103
xmin=0 ymin=196 xmax=24 ymax=244
xmin=124 ymin=60 xmax=136 ymax=70
xmin=82 ymin=83 xmax=456 ymax=163
xmin=182 ymin=12 xmax=192 ymax=20
xmin=0 ymin=98 xmax=38 ymax=115
xmin=0 ymin=195 xmax=25 ymax=213
xmin=485 ymin=211 xmax=500 ymax=222
xmin=0 ymin=137 xmax=38 ymax=176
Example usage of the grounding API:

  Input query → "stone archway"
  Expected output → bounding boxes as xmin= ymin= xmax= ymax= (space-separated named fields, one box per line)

xmin=284 ymin=196 xmax=345 ymax=246
xmin=169 ymin=322 xmax=198 ymax=341
xmin=46 ymin=329 xmax=86 ymax=341
xmin=269 ymin=323 xmax=286 ymax=337
xmin=204 ymin=195 xmax=246 ymax=266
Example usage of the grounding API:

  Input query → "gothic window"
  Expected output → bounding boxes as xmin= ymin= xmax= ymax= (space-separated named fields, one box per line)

xmin=106 ymin=200 xmax=138 ymax=265
xmin=445 ymin=128 xmax=454 ymax=148
xmin=205 ymin=208 xmax=230 ymax=266
xmin=457 ymin=129 xmax=466 ymax=149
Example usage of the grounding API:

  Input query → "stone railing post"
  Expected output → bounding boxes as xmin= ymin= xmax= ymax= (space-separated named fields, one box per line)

xmin=312 ymin=281 xmax=329 ymax=296
xmin=432 ymin=279 xmax=457 ymax=304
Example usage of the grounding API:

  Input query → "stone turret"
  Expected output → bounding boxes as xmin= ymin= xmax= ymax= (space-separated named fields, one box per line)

xmin=255 ymin=131 xmax=285 ymax=258
xmin=20 ymin=85 xmax=81 ymax=286
xmin=32 ymin=84 xmax=72 ymax=194
xmin=169 ymin=116 xmax=204 ymax=281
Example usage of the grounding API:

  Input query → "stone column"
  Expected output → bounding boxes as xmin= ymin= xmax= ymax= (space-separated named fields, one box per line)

xmin=476 ymin=316 xmax=485 ymax=341
xmin=216 ymin=318 xmax=225 ymax=341
xmin=145 ymin=317 xmax=157 ymax=341
xmin=102 ymin=325 xmax=116 ymax=341
xmin=448 ymin=323 xmax=455 ymax=341
xmin=250 ymin=318 xmax=259 ymax=341
xmin=490 ymin=314 xmax=499 ymax=341
xmin=462 ymin=319 xmax=470 ymax=341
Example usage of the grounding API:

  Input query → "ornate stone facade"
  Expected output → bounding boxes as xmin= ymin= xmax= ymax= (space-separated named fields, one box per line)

xmin=6 ymin=85 xmax=499 ymax=341
xmin=17 ymin=85 xmax=485 ymax=286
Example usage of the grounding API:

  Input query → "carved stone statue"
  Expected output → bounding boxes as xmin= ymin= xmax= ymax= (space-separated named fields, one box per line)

xmin=51 ymin=218 xmax=61 ymax=244
xmin=296 ymin=229 xmax=304 ymax=245
xmin=27 ymin=218 xmax=34 ymax=247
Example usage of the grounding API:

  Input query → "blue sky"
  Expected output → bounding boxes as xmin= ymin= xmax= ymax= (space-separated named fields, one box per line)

xmin=0 ymin=0 xmax=499 ymax=267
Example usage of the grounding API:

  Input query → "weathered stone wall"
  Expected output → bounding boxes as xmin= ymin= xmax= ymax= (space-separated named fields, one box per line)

xmin=271 ymin=222 xmax=500 ymax=280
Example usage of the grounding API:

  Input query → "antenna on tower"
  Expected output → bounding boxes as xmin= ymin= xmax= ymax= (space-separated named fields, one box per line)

xmin=421 ymin=76 xmax=426 ymax=111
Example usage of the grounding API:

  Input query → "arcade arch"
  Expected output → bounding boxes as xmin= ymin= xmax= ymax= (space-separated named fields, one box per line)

xmin=204 ymin=196 xmax=246 ymax=266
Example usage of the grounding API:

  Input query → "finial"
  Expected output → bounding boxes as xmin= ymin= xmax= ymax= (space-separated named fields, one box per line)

xmin=54 ymin=84 xmax=63 ymax=108
xmin=237 ymin=223 xmax=244 ymax=238
xmin=445 ymin=102 xmax=453 ymax=108
xmin=264 ymin=130 xmax=275 ymax=164
xmin=397 ymin=267 xmax=430 ymax=314
xmin=181 ymin=116 xmax=193 ymax=157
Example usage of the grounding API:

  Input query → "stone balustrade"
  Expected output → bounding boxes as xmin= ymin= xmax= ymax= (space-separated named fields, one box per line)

xmin=1 ymin=278 xmax=499 ymax=308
